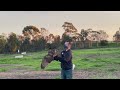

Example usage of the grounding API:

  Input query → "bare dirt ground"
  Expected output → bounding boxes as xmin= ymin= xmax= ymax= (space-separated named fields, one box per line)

xmin=0 ymin=69 xmax=120 ymax=79
xmin=0 ymin=64 xmax=120 ymax=79
xmin=0 ymin=64 xmax=98 ymax=79
xmin=0 ymin=70 xmax=96 ymax=79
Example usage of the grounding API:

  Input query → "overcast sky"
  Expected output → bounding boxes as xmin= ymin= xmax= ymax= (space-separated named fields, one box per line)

xmin=0 ymin=11 xmax=120 ymax=41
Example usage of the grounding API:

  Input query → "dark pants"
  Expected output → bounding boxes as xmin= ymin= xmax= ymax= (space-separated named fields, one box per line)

xmin=61 ymin=69 xmax=72 ymax=79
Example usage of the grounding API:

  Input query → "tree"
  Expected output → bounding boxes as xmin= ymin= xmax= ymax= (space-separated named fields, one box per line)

xmin=22 ymin=25 xmax=41 ymax=41
xmin=61 ymin=34 xmax=72 ymax=44
xmin=80 ymin=29 xmax=91 ymax=48
xmin=31 ymin=37 xmax=46 ymax=51
xmin=54 ymin=35 xmax=61 ymax=49
xmin=90 ymin=31 xmax=99 ymax=47
xmin=98 ymin=30 xmax=109 ymax=41
xmin=81 ymin=29 xmax=109 ymax=48
xmin=62 ymin=22 xmax=77 ymax=33
xmin=45 ymin=33 xmax=54 ymax=44
xmin=40 ymin=28 xmax=50 ymax=39
xmin=0 ymin=35 xmax=7 ymax=53
xmin=113 ymin=28 xmax=120 ymax=45
xmin=46 ymin=35 xmax=61 ymax=49
xmin=7 ymin=32 xmax=20 ymax=53
xmin=62 ymin=22 xmax=83 ymax=49
xmin=20 ymin=37 xmax=31 ymax=52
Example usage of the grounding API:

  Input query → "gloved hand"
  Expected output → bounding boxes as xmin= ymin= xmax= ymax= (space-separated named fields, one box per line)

xmin=53 ymin=55 xmax=59 ymax=61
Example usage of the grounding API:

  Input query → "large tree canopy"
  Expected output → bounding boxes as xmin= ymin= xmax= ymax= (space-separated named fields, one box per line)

xmin=22 ymin=25 xmax=41 ymax=41
xmin=113 ymin=28 xmax=120 ymax=42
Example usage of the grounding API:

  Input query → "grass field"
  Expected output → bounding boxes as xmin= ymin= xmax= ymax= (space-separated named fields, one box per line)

xmin=0 ymin=47 xmax=120 ymax=79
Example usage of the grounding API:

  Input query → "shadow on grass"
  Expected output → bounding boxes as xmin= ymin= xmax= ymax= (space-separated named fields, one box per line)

xmin=93 ymin=64 xmax=103 ymax=67
xmin=81 ymin=58 xmax=90 ymax=61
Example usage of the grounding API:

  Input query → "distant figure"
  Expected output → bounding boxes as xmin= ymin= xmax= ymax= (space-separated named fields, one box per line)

xmin=18 ymin=49 xmax=20 ymax=54
xmin=53 ymin=41 xmax=73 ymax=79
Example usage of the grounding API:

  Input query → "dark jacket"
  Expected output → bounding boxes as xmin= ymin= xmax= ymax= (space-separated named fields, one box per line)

xmin=54 ymin=49 xmax=72 ymax=70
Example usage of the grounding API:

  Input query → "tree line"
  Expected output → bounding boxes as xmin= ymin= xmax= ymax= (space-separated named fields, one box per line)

xmin=0 ymin=22 xmax=120 ymax=54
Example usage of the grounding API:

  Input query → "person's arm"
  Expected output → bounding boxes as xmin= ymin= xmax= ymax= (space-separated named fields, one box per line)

xmin=54 ymin=51 xmax=72 ymax=63
xmin=54 ymin=56 xmax=67 ymax=63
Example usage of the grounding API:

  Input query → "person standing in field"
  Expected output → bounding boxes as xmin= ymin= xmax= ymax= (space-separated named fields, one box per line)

xmin=53 ymin=41 xmax=73 ymax=79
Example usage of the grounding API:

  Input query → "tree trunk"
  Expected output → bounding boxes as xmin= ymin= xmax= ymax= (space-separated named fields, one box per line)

xmin=90 ymin=41 xmax=93 ymax=48
xmin=96 ymin=41 xmax=99 ymax=48
xmin=75 ymin=41 xmax=76 ymax=49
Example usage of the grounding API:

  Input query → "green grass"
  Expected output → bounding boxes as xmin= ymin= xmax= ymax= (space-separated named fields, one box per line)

xmin=0 ymin=47 xmax=120 ymax=74
xmin=0 ymin=68 xmax=7 ymax=72
xmin=0 ymin=51 xmax=47 ymax=71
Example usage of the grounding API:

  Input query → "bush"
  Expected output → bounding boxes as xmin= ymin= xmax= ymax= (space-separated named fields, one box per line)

xmin=100 ymin=40 xmax=108 ymax=46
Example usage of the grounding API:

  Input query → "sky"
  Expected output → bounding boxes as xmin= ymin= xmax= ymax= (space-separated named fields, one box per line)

xmin=0 ymin=11 xmax=120 ymax=41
